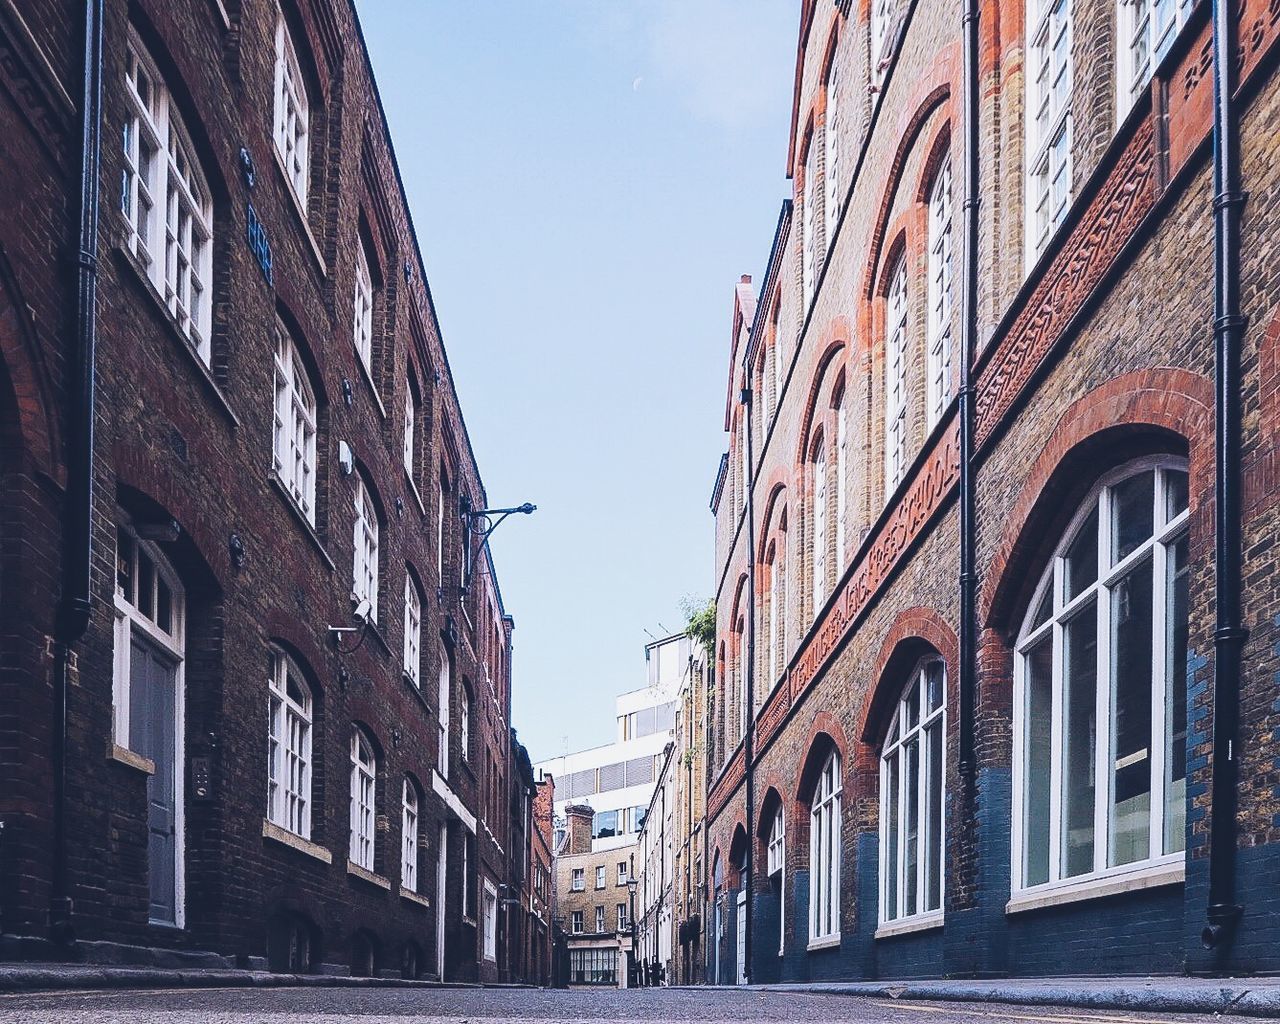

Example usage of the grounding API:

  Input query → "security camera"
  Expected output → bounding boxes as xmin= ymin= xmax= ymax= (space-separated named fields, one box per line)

xmin=352 ymin=597 xmax=372 ymax=624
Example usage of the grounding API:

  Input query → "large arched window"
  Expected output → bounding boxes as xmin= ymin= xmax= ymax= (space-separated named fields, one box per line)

xmin=802 ymin=139 xmax=817 ymax=308
xmin=1013 ymin=459 xmax=1189 ymax=897
xmin=349 ymin=727 xmax=377 ymax=871
xmin=766 ymin=541 xmax=785 ymax=688
xmin=880 ymin=659 xmax=945 ymax=926
xmin=809 ymin=750 xmax=841 ymax=943
xmin=352 ymin=471 xmax=379 ymax=622
xmin=835 ymin=386 xmax=849 ymax=573
xmin=267 ymin=647 xmax=313 ymax=839
xmin=824 ymin=59 xmax=842 ymax=243
xmin=926 ymin=159 xmax=954 ymax=429
xmin=811 ymin=438 xmax=828 ymax=613
xmin=766 ymin=806 xmax=785 ymax=954
xmin=403 ymin=571 xmax=422 ymax=686
xmin=273 ymin=320 xmax=318 ymax=522
xmin=122 ymin=30 xmax=214 ymax=362
xmin=884 ymin=258 xmax=909 ymax=491
xmin=437 ymin=644 xmax=452 ymax=778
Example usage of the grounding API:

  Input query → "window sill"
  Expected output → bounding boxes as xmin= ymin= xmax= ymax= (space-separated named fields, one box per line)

xmin=807 ymin=933 xmax=841 ymax=951
xmin=1005 ymin=859 xmax=1184 ymax=915
xmin=268 ymin=475 xmax=335 ymax=570
xmin=347 ymin=860 xmax=392 ymax=890
xmin=875 ymin=912 xmax=943 ymax=940
xmin=357 ymin=357 xmax=388 ymax=419
xmin=406 ymin=472 xmax=427 ymax=517
xmin=400 ymin=886 xmax=430 ymax=909
xmin=113 ymin=245 xmax=240 ymax=428
xmin=262 ymin=819 xmax=332 ymax=864
xmin=272 ymin=146 xmax=326 ymax=277
xmin=109 ymin=743 xmax=155 ymax=775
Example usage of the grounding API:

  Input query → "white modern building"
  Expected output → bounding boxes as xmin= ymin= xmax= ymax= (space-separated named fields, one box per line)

xmin=536 ymin=634 xmax=690 ymax=855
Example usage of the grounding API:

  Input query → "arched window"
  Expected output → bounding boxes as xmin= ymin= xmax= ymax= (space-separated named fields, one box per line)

xmin=824 ymin=59 xmax=842 ymax=244
xmin=880 ymin=659 xmax=945 ymax=925
xmin=349 ymin=727 xmax=377 ymax=871
xmin=267 ymin=647 xmax=313 ymax=839
xmin=354 ymin=242 xmax=375 ymax=377
xmin=437 ymin=644 xmax=452 ymax=778
xmin=812 ymin=438 xmax=828 ymax=613
xmin=809 ymin=751 xmax=841 ymax=943
xmin=835 ymin=386 xmax=849 ymax=573
xmin=403 ymin=383 xmax=416 ymax=478
xmin=273 ymin=6 xmax=310 ymax=202
xmin=352 ymin=472 xmax=379 ymax=622
xmin=871 ymin=0 xmax=892 ymax=89
xmin=884 ymin=258 xmax=909 ymax=491
xmin=1013 ymin=459 xmax=1189 ymax=896
xmin=802 ymin=141 xmax=818 ymax=308
xmin=1026 ymin=0 xmax=1073 ymax=263
xmin=273 ymin=321 xmax=317 ymax=522
xmin=122 ymin=30 xmax=214 ymax=362
xmin=736 ymin=616 xmax=747 ymax=741
xmin=460 ymin=684 xmax=471 ymax=762
xmin=402 ymin=778 xmax=420 ymax=892
xmin=403 ymin=571 xmax=422 ymax=686
xmin=766 ymin=806 xmax=785 ymax=953
xmin=926 ymin=159 xmax=954 ymax=429
xmin=767 ymin=543 xmax=780 ymax=687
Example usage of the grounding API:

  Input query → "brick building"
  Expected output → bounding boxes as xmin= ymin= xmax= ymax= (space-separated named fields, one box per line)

xmin=0 ymin=0 xmax=536 ymax=981
xmin=706 ymin=0 xmax=1280 ymax=985
xmin=554 ymin=804 xmax=635 ymax=988
xmin=670 ymin=637 xmax=709 ymax=985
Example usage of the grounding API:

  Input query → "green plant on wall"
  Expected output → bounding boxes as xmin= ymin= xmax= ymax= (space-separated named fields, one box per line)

xmin=681 ymin=595 xmax=716 ymax=658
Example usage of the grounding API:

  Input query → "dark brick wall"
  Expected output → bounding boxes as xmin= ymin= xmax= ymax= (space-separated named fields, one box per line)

xmin=0 ymin=0 xmax=525 ymax=980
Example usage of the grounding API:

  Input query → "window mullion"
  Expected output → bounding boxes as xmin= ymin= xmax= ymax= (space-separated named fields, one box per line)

xmin=917 ymin=711 xmax=929 ymax=914
xmin=1150 ymin=533 xmax=1170 ymax=856
xmin=1094 ymin=488 xmax=1113 ymax=875
xmin=896 ymin=739 xmax=907 ymax=918
xmin=1048 ymin=566 xmax=1065 ymax=884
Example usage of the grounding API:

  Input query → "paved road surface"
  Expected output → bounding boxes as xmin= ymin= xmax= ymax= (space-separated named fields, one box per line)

xmin=0 ymin=986 xmax=1230 ymax=1023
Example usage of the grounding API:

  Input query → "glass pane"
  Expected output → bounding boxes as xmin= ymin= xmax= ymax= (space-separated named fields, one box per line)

xmin=117 ymin=529 xmax=134 ymax=600
xmin=1031 ymin=583 xmax=1053 ymax=631
xmin=926 ymin=661 xmax=944 ymax=714
xmin=904 ymin=738 xmax=919 ymax=916
xmin=1165 ymin=535 xmax=1189 ymax=854
xmin=885 ymin=755 xmax=899 ymax=920
xmin=1024 ymin=637 xmax=1053 ymax=886
xmin=925 ymin=720 xmax=943 ymax=911
xmin=156 ymin=577 xmax=172 ymax=633
xmin=1109 ymin=558 xmax=1154 ymax=866
xmin=1063 ymin=603 xmax=1098 ymax=878
xmin=1111 ymin=471 xmax=1155 ymax=564
xmin=137 ymin=550 xmax=155 ymax=619
xmin=905 ymin=676 xmax=920 ymax=731
xmin=1165 ymin=469 xmax=1189 ymax=522
xmin=1066 ymin=507 xmax=1099 ymax=600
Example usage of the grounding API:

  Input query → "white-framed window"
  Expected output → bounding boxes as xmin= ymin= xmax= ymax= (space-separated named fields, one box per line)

xmin=824 ymin=61 xmax=841 ymax=244
xmin=403 ymin=573 xmax=421 ymax=686
xmin=617 ymin=861 xmax=628 ymax=885
xmin=880 ymin=659 xmax=946 ymax=925
xmin=122 ymin=32 xmax=214 ymax=363
xmin=836 ymin=388 xmax=849 ymax=573
xmin=767 ymin=544 xmax=781 ymax=686
xmin=571 ymin=909 xmax=584 ymax=933
xmin=273 ymin=7 xmax=309 ymax=203
xmin=403 ymin=387 xmax=416 ymax=479
xmin=461 ymin=687 xmax=472 ymax=761
xmin=736 ymin=621 xmax=748 ymax=740
xmin=884 ymin=258 xmax=909 ymax=492
xmin=113 ymin=524 xmax=185 ymax=751
xmin=1026 ymin=0 xmax=1073 ymax=264
xmin=802 ymin=142 xmax=818 ymax=309
xmin=349 ymin=728 xmax=376 ymax=871
xmin=483 ymin=880 xmax=498 ymax=960
xmin=617 ymin=902 xmax=629 ymax=931
xmin=926 ymin=160 xmax=954 ymax=430
xmin=596 ymin=865 xmax=606 ymax=889
xmin=767 ymin=807 xmax=785 ymax=954
xmin=437 ymin=645 xmax=451 ymax=778
xmin=354 ymin=243 xmax=374 ymax=377
xmin=352 ymin=473 xmax=379 ymax=622
xmin=595 ymin=905 xmax=606 ymax=933
xmin=871 ymin=0 xmax=893 ymax=89
xmin=812 ymin=440 xmax=828 ymax=613
xmin=1013 ymin=460 xmax=1190 ymax=896
xmin=272 ymin=323 xmax=318 ymax=522
xmin=267 ymin=648 xmax=312 ymax=839
xmin=1119 ymin=0 xmax=1193 ymax=110
xmin=402 ymin=778 xmax=419 ymax=892
xmin=572 ymin=868 xmax=585 ymax=892
xmin=809 ymin=750 xmax=842 ymax=944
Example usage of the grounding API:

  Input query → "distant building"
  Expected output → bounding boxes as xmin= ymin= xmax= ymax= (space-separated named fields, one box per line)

xmin=554 ymin=805 xmax=636 ymax=988
xmin=635 ymin=743 xmax=676 ymax=984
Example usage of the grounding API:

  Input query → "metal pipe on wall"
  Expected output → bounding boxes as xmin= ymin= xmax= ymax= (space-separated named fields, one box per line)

xmin=741 ymin=384 xmax=757 ymax=984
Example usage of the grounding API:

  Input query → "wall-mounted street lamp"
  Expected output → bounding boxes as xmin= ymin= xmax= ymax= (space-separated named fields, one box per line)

xmin=462 ymin=500 xmax=536 ymax=591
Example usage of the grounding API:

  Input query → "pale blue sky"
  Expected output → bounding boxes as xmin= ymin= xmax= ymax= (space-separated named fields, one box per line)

xmin=358 ymin=2 xmax=797 ymax=762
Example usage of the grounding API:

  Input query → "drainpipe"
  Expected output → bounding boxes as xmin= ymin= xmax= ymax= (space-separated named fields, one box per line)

xmin=1203 ymin=0 xmax=1247 ymax=951
xmin=741 ymin=384 xmax=757 ymax=984
xmin=956 ymin=0 xmax=980 ymax=780
xmin=50 ymin=0 xmax=104 ymax=946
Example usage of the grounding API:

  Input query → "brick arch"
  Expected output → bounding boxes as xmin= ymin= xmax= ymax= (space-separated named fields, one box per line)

xmin=794 ymin=709 xmax=850 ymax=805
xmin=982 ymin=368 xmax=1214 ymax=631
xmin=858 ymin=606 xmax=958 ymax=748
xmin=795 ymin=329 xmax=850 ymax=465
xmin=915 ymin=116 xmax=953 ymax=207
xmin=0 ymin=246 xmax=59 ymax=480
xmin=114 ymin=469 xmax=224 ymax=593
xmin=263 ymin=609 xmax=331 ymax=699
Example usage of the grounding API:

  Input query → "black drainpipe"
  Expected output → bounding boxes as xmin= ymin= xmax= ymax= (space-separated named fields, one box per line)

xmin=50 ymin=0 xmax=104 ymax=946
xmin=741 ymin=383 xmax=757 ymax=984
xmin=956 ymin=0 xmax=980 ymax=781
xmin=1203 ymin=0 xmax=1247 ymax=951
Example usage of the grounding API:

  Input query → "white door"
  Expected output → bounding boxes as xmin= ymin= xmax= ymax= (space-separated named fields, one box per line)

xmin=436 ymin=822 xmax=447 ymax=979
xmin=712 ymin=902 xmax=721 ymax=985
xmin=735 ymin=890 xmax=747 ymax=985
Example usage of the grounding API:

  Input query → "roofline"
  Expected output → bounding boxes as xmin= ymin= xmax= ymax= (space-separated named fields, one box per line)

xmin=710 ymin=452 xmax=729 ymax=512
xmin=744 ymin=200 xmax=794 ymax=370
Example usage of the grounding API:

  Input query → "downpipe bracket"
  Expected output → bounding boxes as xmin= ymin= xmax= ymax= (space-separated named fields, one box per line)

xmin=1202 ymin=903 xmax=1243 ymax=949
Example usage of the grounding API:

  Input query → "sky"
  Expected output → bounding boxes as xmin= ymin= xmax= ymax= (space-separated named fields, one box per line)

xmin=357 ymin=1 xmax=797 ymax=763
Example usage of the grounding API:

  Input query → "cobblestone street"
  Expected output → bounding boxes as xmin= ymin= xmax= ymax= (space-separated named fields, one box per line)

xmin=0 ymin=988 xmax=1233 ymax=1024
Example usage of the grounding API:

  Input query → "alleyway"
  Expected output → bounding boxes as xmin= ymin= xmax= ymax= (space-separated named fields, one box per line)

xmin=0 ymin=987 xmax=1232 ymax=1024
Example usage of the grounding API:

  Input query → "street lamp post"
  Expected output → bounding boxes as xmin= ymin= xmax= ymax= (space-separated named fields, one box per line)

xmin=626 ymin=853 xmax=638 ymax=988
